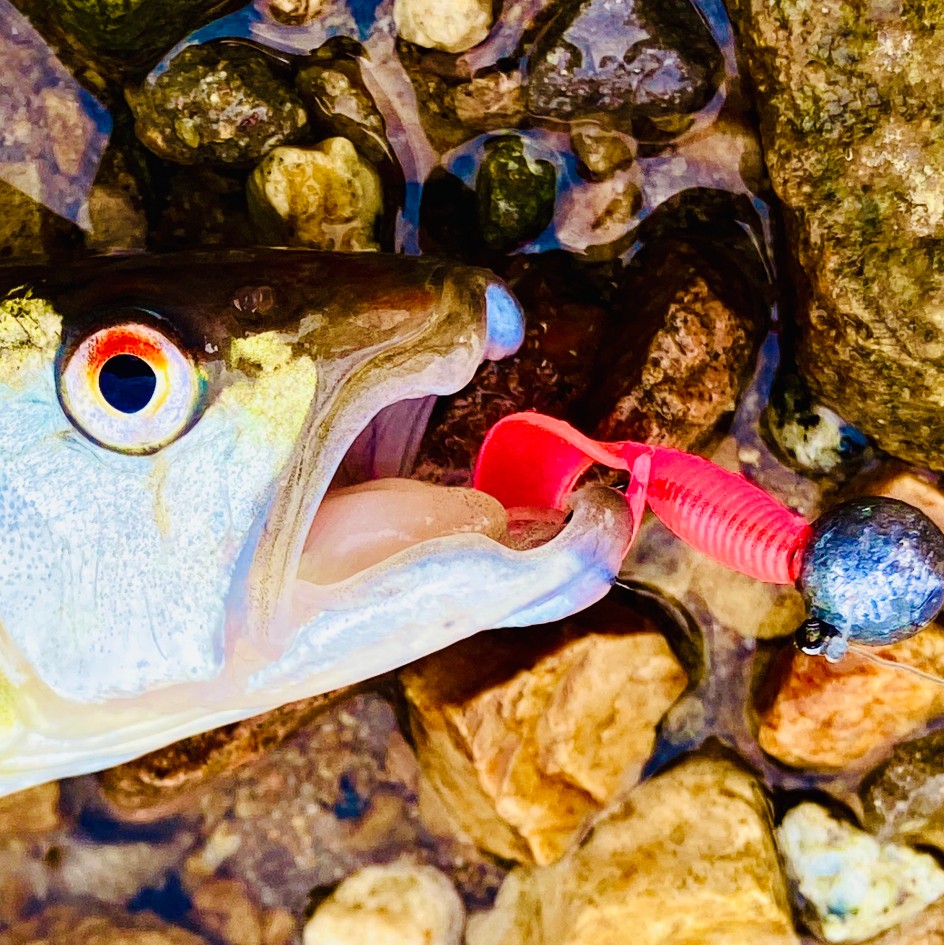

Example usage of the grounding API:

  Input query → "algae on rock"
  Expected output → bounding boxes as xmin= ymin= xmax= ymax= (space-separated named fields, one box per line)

xmin=728 ymin=0 xmax=944 ymax=468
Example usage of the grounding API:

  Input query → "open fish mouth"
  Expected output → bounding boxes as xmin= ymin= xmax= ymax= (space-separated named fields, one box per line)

xmin=240 ymin=288 xmax=639 ymax=701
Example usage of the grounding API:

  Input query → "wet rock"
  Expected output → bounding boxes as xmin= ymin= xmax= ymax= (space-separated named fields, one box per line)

xmin=86 ymin=136 xmax=148 ymax=251
xmin=127 ymin=45 xmax=307 ymax=165
xmin=99 ymin=690 xmax=349 ymax=819
xmin=0 ymin=782 xmax=59 ymax=836
xmin=863 ymin=470 xmax=944 ymax=535
xmin=453 ymin=73 xmax=527 ymax=130
xmin=401 ymin=597 xmax=688 ymax=864
xmin=625 ymin=515 xmax=808 ymax=642
xmin=526 ymin=0 xmax=723 ymax=132
xmin=413 ymin=254 xmax=609 ymax=486
xmin=570 ymin=124 xmax=637 ymax=179
xmin=296 ymin=60 xmax=390 ymax=164
xmin=394 ymin=0 xmax=493 ymax=53
xmin=150 ymin=166 xmax=254 ymax=249
xmin=0 ymin=903 xmax=209 ymax=944
xmin=861 ymin=729 xmax=944 ymax=851
xmin=49 ymin=0 xmax=230 ymax=67
xmin=476 ymin=136 xmax=557 ymax=251
xmin=761 ymin=371 xmax=871 ymax=478
xmin=862 ymin=898 xmax=944 ymax=945
xmin=179 ymin=694 xmax=503 ymax=913
xmin=247 ymin=138 xmax=382 ymax=250
xmin=554 ymin=168 xmax=642 ymax=258
xmin=190 ymin=878 xmax=266 ymax=945
xmin=728 ymin=0 xmax=944 ymax=470
xmin=0 ymin=178 xmax=79 ymax=260
xmin=466 ymin=750 xmax=799 ymax=945
xmin=586 ymin=240 xmax=763 ymax=451
xmin=266 ymin=0 xmax=326 ymax=25
xmin=778 ymin=802 xmax=944 ymax=943
xmin=302 ymin=860 xmax=464 ymax=945
xmin=756 ymin=624 xmax=944 ymax=770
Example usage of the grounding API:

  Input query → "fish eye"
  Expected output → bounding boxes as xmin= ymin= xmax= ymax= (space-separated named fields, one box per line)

xmin=59 ymin=321 xmax=205 ymax=454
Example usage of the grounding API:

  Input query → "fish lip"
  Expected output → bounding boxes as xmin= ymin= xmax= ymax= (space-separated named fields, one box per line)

xmin=246 ymin=483 xmax=636 ymax=699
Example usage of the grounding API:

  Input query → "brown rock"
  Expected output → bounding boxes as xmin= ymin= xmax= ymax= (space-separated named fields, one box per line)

xmin=179 ymin=693 xmax=503 ymax=913
xmin=99 ymin=688 xmax=353 ymax=820
xmin=570 ymin=124 xmax=637 ymax=179
xmin=728 ymin=0 xmax=944 ymax=469
xmin=413 ymin=254 xmax=610 ymax=486
xmin=588 ymin=240 xmax=762 ymax=451
xmin=0 ymin=904 xmax=209 ymax=945
xmin=453 ymin=73 xmax=526 ymax=129
xmin=757 ymin=624 xmax=944 ymax=770
xmin=862 ymin=469 xmax=944 ymax=535
xmin=465 ymin=750 xmax=800 ymax=945
xmin=401 ymin=598 xmax=688 ymax=864
xmin=0 ymin=782 xmax=59 ymax=836
xmin=861 ymin=728 xmax=944 ymax=851
xmin=191 ymin=878 xmax=264 ymax=945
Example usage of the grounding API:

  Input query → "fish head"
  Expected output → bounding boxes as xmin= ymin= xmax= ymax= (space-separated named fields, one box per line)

xmin=0 ymin=250 xmax=636 ymax=794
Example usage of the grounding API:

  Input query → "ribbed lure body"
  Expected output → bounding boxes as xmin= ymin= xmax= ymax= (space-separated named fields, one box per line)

xmin=474 ymin=412 xmax=811 ymax=585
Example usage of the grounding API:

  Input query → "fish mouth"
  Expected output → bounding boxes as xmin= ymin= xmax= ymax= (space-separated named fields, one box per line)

xmin=293 ymin=396 xmax=571 ymax=593
xmin=237 ymin=278 xmax=638 ymax=697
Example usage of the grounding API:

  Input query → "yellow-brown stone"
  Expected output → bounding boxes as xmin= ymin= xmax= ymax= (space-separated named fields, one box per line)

xmin=465 ymin=751 xmax=800 ymax=945
xmin=0 ymin=781 xmax=59 ymax=836
xmin=757 ymin=625 xmax=944 ymax=770
xmin=402 ymin=604 xmax=688 ymax=865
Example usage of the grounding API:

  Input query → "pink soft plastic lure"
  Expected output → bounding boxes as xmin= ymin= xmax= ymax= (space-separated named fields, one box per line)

xmin=474 ymin=412 xmax=944 ymax=670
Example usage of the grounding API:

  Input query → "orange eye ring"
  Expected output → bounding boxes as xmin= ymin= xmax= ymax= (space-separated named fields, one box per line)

xmin=59 ymin=322 xmax=205 ymax=454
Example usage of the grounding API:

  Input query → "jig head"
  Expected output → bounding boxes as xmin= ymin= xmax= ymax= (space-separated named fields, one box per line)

xmin=474 ymin=412 xmax=944 ymax=670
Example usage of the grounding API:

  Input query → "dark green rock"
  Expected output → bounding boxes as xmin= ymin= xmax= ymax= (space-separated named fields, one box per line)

xmin=126 ymin=44 xmax=308 ymax=165
xmin=50 ymin=0 xmax=233 ymax=66
xmin=476 ymin=136 xmax=556 ymax=250
xmin=526 ymin=0 xmax=723 ymax=131
xmin=728 ymin=0 xmax=944 ymax=470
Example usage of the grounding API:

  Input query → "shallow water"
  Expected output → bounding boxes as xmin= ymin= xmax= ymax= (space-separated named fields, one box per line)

xmin=3 ymin=0 xmax=943 ymax=941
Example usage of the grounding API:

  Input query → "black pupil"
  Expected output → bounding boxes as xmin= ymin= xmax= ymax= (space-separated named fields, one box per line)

xmin=99 ymin=354 xmax=157 ymax=414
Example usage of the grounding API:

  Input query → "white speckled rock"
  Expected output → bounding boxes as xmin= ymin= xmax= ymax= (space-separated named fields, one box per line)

xmin=301 ymin=859 xmax=464 ymax=945
xmin=393 ymin=0 xmax=492 ymax=53
xmin=778 ymin=803 xmax=944 ymax=943
xmin=247 ymin=138 xmax=382 ymax=251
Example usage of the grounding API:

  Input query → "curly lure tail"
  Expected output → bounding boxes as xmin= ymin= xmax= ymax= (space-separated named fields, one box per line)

xmin=473 ymin=412 xmax=811 ymax=585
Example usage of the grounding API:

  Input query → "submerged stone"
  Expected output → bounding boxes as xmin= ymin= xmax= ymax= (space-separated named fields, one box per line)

xmin=302 ymin=860 xmax=465 ymax=945
xmin=761 ymin=371 xmax=871 ymax=478
xmin=757 ymin=624 xmax=944 ymax=770
xmin=861 ymin=729 xmax=944 ymax=851
xmin=127 ymin=45 xmax=307 ymax=165
xmin=247 ymin=139 xmax=383 ymax=251
xmin=727 ymin=0 xmax=944 ymax=470
xmin=0 ymin=903 xmax=209 ymax=945
xmin=296 ymin=60 xmax=390 ymax=165
xmin=393 ymin=0 xmax=493 ymax=53
xmin=586 ymin=240 xmax=762 ymax=451
xmin=476 ymin=136 xmax=556 ymax=251
xmin=401 ymin=597 xmax=688 ymax=865
xmin=526 ymin=0 xmax=723 ymax=131
xmin=465 ymin=750 xmax=799 ymax=945
xmin=49 ymin=0 xmax=227 ymax=67
xmin=778 ymin=802 xmax=944 ymax=943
